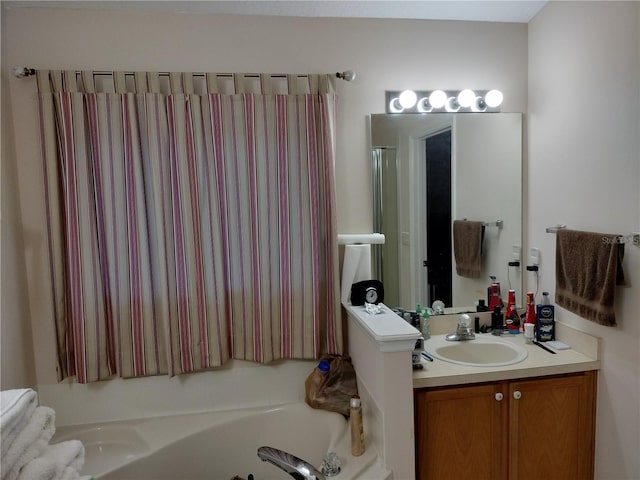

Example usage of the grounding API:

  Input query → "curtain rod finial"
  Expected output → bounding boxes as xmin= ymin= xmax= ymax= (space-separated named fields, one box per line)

xmin=336 ymin=70 xmax=355 ymax=82
xmin=13 ymin=67 xmax=36 ymax=78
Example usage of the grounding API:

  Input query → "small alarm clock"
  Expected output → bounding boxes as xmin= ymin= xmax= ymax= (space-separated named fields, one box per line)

xmin=350 ymin=280 xmax=384 ymax=306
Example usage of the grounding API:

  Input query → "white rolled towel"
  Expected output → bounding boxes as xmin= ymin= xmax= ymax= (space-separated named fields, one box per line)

xmin=16 ymin=440 xmax=85 ymax=480
xmin=2 ymin=406 xmax=56 ymax=480
xmin=1 ymin=389 xmax=38 ymax=459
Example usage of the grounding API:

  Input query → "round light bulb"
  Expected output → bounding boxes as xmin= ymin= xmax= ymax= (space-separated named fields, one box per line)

xmin=389 ymin=97 xmax=404 ymax=113
xmin=485 ymin=89 xmax=504 ymax=108
xmin=457 ymin=89 xmax=475 ymax=108
xmin=398 ymin=90 xmax=417 ymax=109
xmin=417 ymin=96 xmax=433 ymax=113
xmin=445 ymin=96 xmax=460 ymax=112
xmin=472 ymin=96 xmax=487 ymax=112
xmin=429 ymin=90 xmax=447 ymax=109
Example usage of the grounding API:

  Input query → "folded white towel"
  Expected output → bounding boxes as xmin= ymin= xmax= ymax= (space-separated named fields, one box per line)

xmin=1 ymin=389 xmax=38 ymax=459
xmin=12 ymin=458 xmax=56 ymax=480
xmin=2 ymin=406 xmax=56 ymax=480
xmin=55 ymin=467 xmax=81 ymax=480
xmin=16 ymin=440 xmax=85 ymax=480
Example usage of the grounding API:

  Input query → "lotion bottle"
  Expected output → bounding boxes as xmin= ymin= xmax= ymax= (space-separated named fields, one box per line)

xmin=350 ymin=395 xmax=365 ymax=456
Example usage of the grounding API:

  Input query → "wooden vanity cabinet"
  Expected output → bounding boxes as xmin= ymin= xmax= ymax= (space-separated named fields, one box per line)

xmin=414 ymin=371 xmax=597 ymax=480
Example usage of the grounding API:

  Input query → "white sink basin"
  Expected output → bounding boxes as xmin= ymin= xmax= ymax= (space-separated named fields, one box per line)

xmin=424 ymin=335 xmax=528 ymax=367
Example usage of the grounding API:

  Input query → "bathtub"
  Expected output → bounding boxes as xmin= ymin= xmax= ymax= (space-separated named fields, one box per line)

xmin=53 ymin=403 xmax=390 ymax=480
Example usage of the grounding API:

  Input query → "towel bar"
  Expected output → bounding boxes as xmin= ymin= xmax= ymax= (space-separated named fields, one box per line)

xmin=461 ymin=219 xmax=503 ymax=229
xmin=624 ymin=232 xmax=640 ymax=245
xmin=483 ymin=220 xmax=503 ymax=229
xmin=545 ymin=224 xmax=567 ymax=233
xmin=545 ymin=226 xmax=639 ymax=246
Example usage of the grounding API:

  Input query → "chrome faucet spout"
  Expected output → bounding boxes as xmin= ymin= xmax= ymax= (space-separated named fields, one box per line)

xmin=257 ymin=446 xmax=326 ymax=480
xmin=445 ymin=313 xmax=476 ymax=341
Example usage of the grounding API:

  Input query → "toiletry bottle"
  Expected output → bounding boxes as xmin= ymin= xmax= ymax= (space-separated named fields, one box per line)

xmin=421 ymin=306 xmax=431 ymax=340
xmin=491 ymin=305 xmax=503 ymax=335
xmin=304 ymin=359 xmax=330 ymax=407
xmin=536 ymin=291 xmax=555 ymax=342
xmin=487 ymin=276 xmax=497 ymax=307
xmin=488 ymin=283 xmax=503 ymax=312
xmin=524 ymin=292 xmax=536 ymax=331
xmin=505 ymin=289 xmax=521 ymax=334
xmin=476 ymin=299 xmax=488 ymax=312
xmin=350 ymin=395 xmax=365 ymax=456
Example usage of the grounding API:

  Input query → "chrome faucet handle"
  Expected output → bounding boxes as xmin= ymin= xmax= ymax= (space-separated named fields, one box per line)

xmin=321 ymin=452 xmax=341 ymax=477
xmin=458 ymin=314 xmax=472 ymax=328
xmin=445 ymin=314 xmax=476 ymax=341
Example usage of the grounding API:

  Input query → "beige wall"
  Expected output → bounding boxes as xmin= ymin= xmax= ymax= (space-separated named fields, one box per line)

xmin=1 ymin=17 xmax=36 ymax=389
xmin=2 ymin=3 xmax=638 ymax=478
xmin=1 ymin=5 xmax=527 ymax=389
xmin=528 ymin=2 xmax=640 ymax=479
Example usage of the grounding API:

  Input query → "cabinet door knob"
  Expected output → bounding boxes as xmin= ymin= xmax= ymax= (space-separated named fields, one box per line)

xmin=513 ymin=390 xmax=522 ymax=400
xmin=495 ymin=393 xmax=504 ymax=401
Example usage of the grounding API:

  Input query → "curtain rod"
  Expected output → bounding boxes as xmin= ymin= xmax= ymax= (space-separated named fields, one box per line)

xmin=12 ymin=66 xmax=356 ymax=81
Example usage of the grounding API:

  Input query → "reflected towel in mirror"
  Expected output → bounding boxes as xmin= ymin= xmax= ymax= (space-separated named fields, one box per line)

xmin=453 ymin=220 xmax=485 ymax=278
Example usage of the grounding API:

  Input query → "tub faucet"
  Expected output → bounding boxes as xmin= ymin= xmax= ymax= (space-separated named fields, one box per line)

xmin=257 ymin=446 xmax=325 ymax=480
xmin=445 ymin=314 xmax=476 ymax=341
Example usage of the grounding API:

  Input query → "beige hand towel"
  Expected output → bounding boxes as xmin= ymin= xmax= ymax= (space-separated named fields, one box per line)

xmin=555 ymin=229 xmax=625 ymax=326
xmin=453 ymin=220 xmax=485 ymax=278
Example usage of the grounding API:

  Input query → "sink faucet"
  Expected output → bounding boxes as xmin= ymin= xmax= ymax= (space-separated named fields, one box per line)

xmin=257 ymin=446 xmax=326 ymax=480
xmin=445 ymin=314 xmax=476 ymax=341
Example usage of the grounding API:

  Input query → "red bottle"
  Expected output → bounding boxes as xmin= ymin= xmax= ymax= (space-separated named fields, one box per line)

xmin=488 ymin=283 xmax=503 ymax=312
xmin=524 ymin=292 xmax=536 ymax=329
xmin=505 ymin=289 xmax=520 ymax=334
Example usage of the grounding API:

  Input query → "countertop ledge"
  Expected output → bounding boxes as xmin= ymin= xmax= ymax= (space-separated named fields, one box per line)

xmin=413 ymin=321 xmax=600 ymax=389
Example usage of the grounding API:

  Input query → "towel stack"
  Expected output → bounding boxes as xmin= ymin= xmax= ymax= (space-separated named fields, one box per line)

xmin=1 ymin=389 xmax=85 ymax=480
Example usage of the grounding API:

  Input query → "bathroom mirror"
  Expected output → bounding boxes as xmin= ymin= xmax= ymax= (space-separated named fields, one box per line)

xmin=370 ymin=113 xmax=523 ymax=312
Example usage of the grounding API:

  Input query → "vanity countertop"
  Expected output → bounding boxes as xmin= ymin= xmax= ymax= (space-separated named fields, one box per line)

xmin=413 ymin=321 xmax=600 ymax=389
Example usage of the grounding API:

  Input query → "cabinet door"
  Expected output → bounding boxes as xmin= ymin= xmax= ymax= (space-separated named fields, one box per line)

xmin=509 ymin=371 xmax=597 ymax=480
xmin=415 ymin=383 xmax=508 ymax=480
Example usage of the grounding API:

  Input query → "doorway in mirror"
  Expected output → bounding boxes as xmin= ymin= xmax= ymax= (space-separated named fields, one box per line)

xmin=424 ymin=129 xmax=452 ymax=307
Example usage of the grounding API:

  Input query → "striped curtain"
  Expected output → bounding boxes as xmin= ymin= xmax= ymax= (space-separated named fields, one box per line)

xmin=37 ymin=70 xmax=342 ymax=383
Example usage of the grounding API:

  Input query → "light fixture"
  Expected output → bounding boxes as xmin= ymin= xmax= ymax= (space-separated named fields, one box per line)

xmin=417 ymin=97 xmax=432 ymax=113
xmin=388 ymin=96 xmax=404 ymax=113
xmin=445 ymin=96 xmax=460 ymax=112
xmin=385 ymin=89 xmax=503 ymax=114
xmin=398 ymin=90 xmax=418 ymax=109
xmin=457 ymin=89 xmax=476 ymax=108
xmin=485 ymin=89 xmax=504 ymax=108
xmin=428 ymin=90 xmax=447 ymax=109
xmin=472 ymin=96 xmax=488 ymax=112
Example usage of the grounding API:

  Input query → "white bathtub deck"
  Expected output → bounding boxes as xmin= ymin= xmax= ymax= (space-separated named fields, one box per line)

xmin=53 ymin=403 xmax=389 ymax=480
